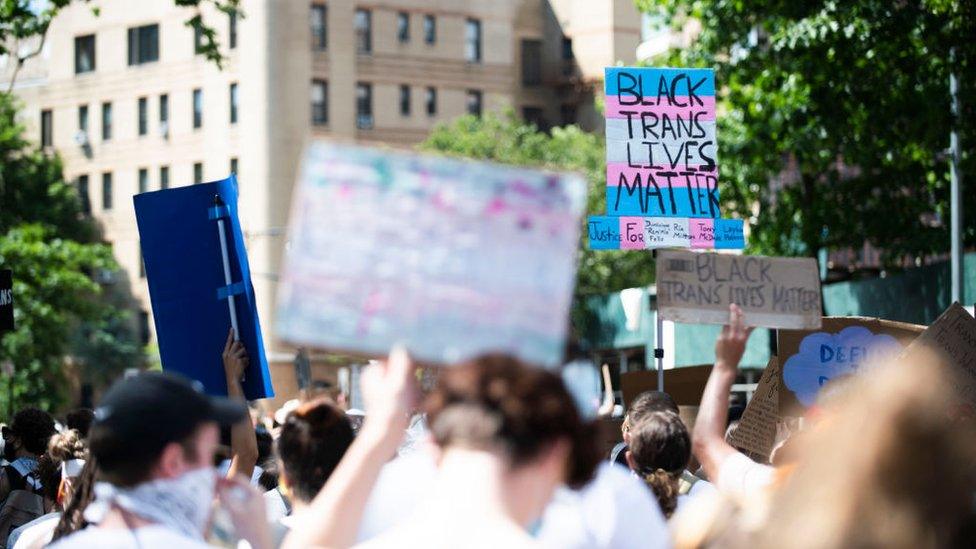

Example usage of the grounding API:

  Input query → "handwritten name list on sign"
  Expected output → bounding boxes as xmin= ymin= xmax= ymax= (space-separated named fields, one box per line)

xmin=588 ymin=215 xmax=744 ymax=250
xmin=656 ymin=250 xmax=822 ymax=330
xmin=275 ymin=142 xmax=587 ymax=368
xmin=604 ymin=67 xmax=718 ymax=218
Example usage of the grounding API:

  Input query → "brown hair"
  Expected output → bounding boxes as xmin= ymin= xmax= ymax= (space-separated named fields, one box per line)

xmin=277 ymin=399 xmax=354 ymax=502
xmin=51 ymin=457 xmax=98 ymax=542
xmin=425 ymin=354 xmax=600 ymax=488
xmin=628 ymin=411 xmax=690 ymax=518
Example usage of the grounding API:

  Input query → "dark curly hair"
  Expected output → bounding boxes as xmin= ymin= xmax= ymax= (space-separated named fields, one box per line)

xmin=9 ymin=407 xmax=57 ymax=455
xmin=628 ymin=411 xmax=690 ymax=518
xmin=277 ymin=399 xmax=354 ymax=503
xmin=424 ymin=354 xmax=601 ymax=489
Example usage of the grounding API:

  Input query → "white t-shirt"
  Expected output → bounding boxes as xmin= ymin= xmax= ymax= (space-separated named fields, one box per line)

xmin=535 ymin=463 xmax=670 ymax=549
xmin=356 ymin=515 xmax=536 ymax=549
xmin=9 ymin=512 xmax=59 ymax=549
xmin=715 ymin=452 xmax=775 ymax=499
xmin=48 ymin=525 xmax=212 ymax=549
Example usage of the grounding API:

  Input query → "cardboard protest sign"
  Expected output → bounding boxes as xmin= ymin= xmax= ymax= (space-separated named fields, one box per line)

xmin=898 ymin=303 xmax=976 ymax=414
xmin=604 ymin=67 xmax=718 ymax=218
xmin=778 ymin=316 xmax=923 ymax=414
xmin=276 ymin=142 xmax=587 ymax=368
xmin=656 ymin=250 xmax=822 ymax=330
xmin=134 ymin=176 xmax=274 ymax=399
xmin=621 ymin=364 xmax=713 ymax=408
xmin=588 ymin=215 xmax=744 ymax=250
xmin=728 ymin=357 xmax=780 ymax=463
xmin=0 ymin=269 xmax=13 ymax=333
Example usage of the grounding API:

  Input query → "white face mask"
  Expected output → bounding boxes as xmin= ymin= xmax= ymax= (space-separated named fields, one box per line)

xmin=86 ymin=467 xmax=218 ymax=540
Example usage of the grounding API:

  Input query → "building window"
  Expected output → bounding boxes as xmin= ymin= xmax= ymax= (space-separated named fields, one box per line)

xmin=354 ymin=9 xmax=371 ymax=54
xmin=193 ymin=162 xmax=203 ymax=184
xmin=465 ymin=19 xmax=482 ymax=63
xmin=522 ymin=106 xmax=546 ymax=130
xmin=159 ymin=94 xmax=168 ymax=136
xmin=356 ymin=82 xmax=373 ymax=129
xmin=102 ymin=172 xmax=113 ymax=210
xmin=139 ymin=248 xmax=145 ymax=279
xmin=229 ymin=12 xmax=238 ymax=49
xmin=160 ymin=166 xmax=169 ymax=189
xmin=138 ymin=97 xmax=148 ymax=136
xmin=397 ymin=12 xmax=409 ymax=43
xmin=41 ymin=109 xmax=52 ymax=148
xmin=78 ymin=104 xmax=89 ymax=134
xmin=192 ymin=88 xmax=203 ymax=129
xmin=127 ymin=24 xmax=159 ymax=65
xmin=423 ymin=15 xmax=436 ymax=44
xmin=74 ymin=34 xmax=95 ymax=74
xmin=399 ymin=85 xmax=411 ymax=116
xmin=101 ymin=102 xmax=112 ymax=141
xmin=521 ymin=39 xmax=542 ymax=86
xmin=138 ymin=168 xmax=149 ymax=194
xmin=311 ymin=79 xmax=328 ymax=126
xmin=77 ymin=175 xmax=90 ymax=214
xmin=229 ymin=83 xmax=238 ymax=124
xmin=310 ymin=4 xmax=326 ymax=50
xmin=560 ymin=103 xmax=577 ymax=126
xmin=466 ymin=90 xmax=482 ymax=117
xmin=425 ymin=87 xmax=437 ymax=116
xmin=561 ymin=36 xmax=573 ymax=60
xmin=230 ymin=157 xmax=238 ymax=176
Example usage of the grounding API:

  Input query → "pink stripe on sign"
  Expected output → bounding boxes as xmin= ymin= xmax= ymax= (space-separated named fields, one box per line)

xmin=618 ymin=217 xmax=646 ymax=250
xmin=690 ymin=219 xmax=715 ymax=249
xmin=606 ymin=163 xmax=717 ymax=186
xmin=605 ymin=96 xmax=716 ymax=119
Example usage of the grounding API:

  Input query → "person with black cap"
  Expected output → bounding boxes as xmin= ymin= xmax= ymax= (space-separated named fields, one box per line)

xmin=48 ymin=371 xmax=271 ymax=549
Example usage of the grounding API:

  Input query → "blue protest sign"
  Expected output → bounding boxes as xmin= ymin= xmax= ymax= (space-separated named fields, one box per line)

xmin=134 ymin=176 xmax=273 ymax=399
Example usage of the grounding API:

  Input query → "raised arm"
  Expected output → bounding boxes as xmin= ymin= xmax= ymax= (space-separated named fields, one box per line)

xmin=692 ymin=304 xmax=753 ymax=481
xmin=282 ymin=346 xmax=417 ymax=549
xmin=222 ymin=329 xmax=259 ymax=481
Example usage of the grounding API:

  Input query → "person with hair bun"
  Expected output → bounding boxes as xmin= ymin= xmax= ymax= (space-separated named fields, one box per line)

xmin=283 ymin=350 xmax=602 ymax=549
xmin=7 ymin=429 xmax=89 ymax=548
xmin=625 ymin=411 xmax=691 ymax=518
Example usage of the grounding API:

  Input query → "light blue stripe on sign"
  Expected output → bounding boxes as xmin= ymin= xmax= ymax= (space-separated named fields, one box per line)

xmin=605 ymin=67 xmax=715 ymax=97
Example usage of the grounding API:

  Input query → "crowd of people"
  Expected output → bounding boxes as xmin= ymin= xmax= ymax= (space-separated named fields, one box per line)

xmin=1 ymin=304 xmax=974 ymax=548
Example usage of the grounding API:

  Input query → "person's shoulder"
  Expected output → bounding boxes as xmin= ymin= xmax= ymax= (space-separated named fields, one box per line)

xmin=49 ymin=526 xmax=212 ymax=549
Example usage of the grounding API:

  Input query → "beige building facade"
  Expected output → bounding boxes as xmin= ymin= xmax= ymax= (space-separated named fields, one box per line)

xmin=3 ymin=0 xmax=638 ymax=403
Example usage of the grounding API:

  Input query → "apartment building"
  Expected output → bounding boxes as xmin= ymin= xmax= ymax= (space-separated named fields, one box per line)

xmin=3 ymin=0 xmax=639 ymax=401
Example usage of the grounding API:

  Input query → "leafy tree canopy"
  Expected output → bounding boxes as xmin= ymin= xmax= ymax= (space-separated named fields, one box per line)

xmin=635 ymin=0 xmax=975 ymax=266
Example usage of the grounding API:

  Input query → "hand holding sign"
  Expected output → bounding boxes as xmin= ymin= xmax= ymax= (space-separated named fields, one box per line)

xmin=715 ymin=304 xmax=754 ymax=372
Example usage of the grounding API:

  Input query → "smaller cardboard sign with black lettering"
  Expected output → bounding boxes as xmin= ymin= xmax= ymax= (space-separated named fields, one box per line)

xmin=898 ymin=303 xmax=976 ymax=414
xmin=656 ymin=250 xmax=822 ymax=330
xmin=728 ymin=357 xmax=780 ymax=463
xmin=0 ymin=270 xmax=13 ymax=333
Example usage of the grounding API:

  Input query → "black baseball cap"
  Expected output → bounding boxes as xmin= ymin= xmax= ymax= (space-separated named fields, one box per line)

xmin=90 ymin=371 xmax=247 ymax=475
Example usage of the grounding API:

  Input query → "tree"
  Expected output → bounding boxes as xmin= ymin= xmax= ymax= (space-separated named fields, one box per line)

xmin=1 ymin=0 xmax=240 ymax=91
xmin=638 ymin=0 xmax=975 ymax=267
xmin=421 ymin=112 xmax=655 ymax=295
xmin=0 ymin=93 xmax=142 ymax=417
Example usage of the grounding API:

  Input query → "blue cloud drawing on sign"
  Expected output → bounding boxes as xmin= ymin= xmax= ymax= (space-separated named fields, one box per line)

xmin=782 ymin=326 xmax=904 ymax=407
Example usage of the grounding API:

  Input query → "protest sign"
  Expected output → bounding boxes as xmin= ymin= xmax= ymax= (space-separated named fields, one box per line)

xmin=604 ymin=67 xmax=718 ymax=218
xmin=0 ymin=269 xmax=13 ymax=333
xmin=587 ymin=215 xmax=744 ymax=250
xmin=898 ymin=303 xmax=976 ymax=413
xmin=778 ymin=316 xmax=923 ymax=414
xmin=275 ymin=142 xmax=587 ymax=368
xmin=134 ymin=176 xmax=274 ymax=399
xmin=656 ymin=250 xmax=822 ymax=330
xmin=728 ymin=357 xmax=780 ymax=463
xmin=621 ymin=364 xmax=712 ymax=407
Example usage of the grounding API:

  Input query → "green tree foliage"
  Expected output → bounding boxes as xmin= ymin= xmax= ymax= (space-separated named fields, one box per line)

xmin=421 ymin=112 xmax=655 ymax=295
xmin=637 ymin=0 xmax=975 ymax=265
xmin=0 ymin=93 xmax=141 ymax=417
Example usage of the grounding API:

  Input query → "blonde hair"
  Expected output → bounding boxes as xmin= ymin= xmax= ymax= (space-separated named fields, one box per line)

xmin=47 ymin=429 xmax=88 ymax=462
xmin=757 ymin=353 xmax=976 ymax=549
